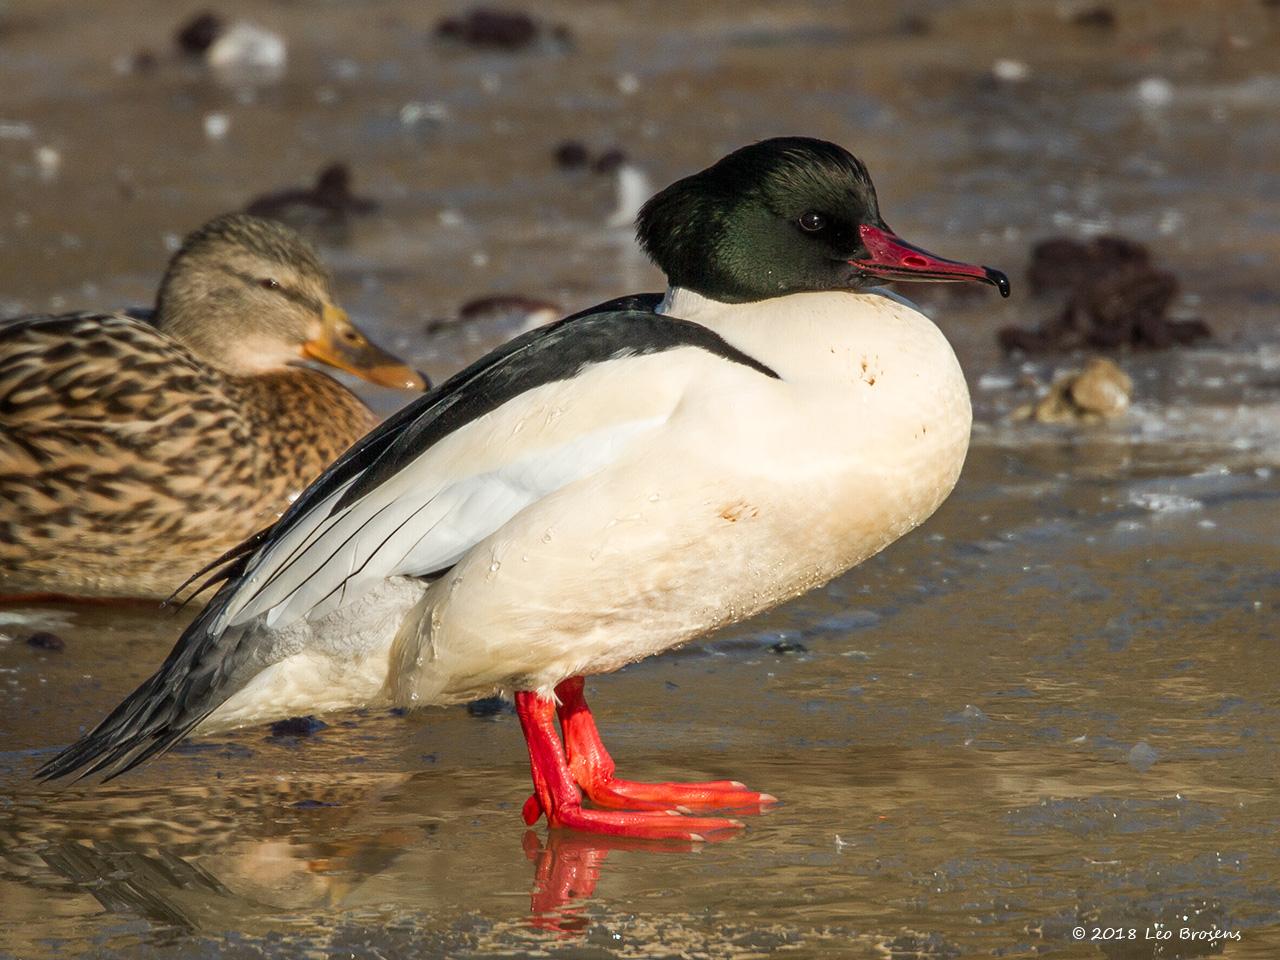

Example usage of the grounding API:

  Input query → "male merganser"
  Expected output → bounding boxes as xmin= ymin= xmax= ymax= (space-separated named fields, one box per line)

xmin=38 ymin=138 xmax=1008 ymax=840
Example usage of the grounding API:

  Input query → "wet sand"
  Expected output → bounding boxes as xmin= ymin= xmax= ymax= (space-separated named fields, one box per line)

xmin=2 ymin=0 xmax=1279 ymax=956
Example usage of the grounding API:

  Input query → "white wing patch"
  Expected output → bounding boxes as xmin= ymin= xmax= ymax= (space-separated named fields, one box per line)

xmin=217 ymin=414 xmax=668 ymax=633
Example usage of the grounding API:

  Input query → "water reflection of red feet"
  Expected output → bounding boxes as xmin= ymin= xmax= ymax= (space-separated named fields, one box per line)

xmin=517 ymin=677 xmax=777 ymax=840
xmin=522 ymin=830 xmax=723 ymax=934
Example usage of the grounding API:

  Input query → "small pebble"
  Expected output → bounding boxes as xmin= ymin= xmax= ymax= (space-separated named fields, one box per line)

xmin=26 ymin=631 xmax=65 ymax=651
xmin=607 ymin=163 xmax=651 ymax=228
xmin=770 ymin=639 xmax=808 ymax=655
xmin=203 ymin=112 xmax=231 ymax=140
xmin=992 ymin=59 xmax=1030 ymax=83
xmin=435 ymin=8 xmax=570 ymax=51
xmin=1014 ymin=357 xmax=1133 ymax=424
xmin=176 ymin=11 xmax=225 ymax=56
xmin=455 ymin=295 xmax=558 ymax=332
xmin=945 ymin=704 xmax=990 ymax=724
xmin=245 ymin=162 xmax=377 ymax=224
xmin=0 ymin=121 xmax=34 ymax=140
xmin=467 ymin=695 xmax=512 ymax=717
xmin=1069 ymin=5 xmax=1117 ymax=28
xmin=207 ymin=21 xmax=287 ymax=83
xmin=591 ymin=148 xmax=628 ymax=174
xmin=115 ymin=49 xmax=158 ymax=75
xmin=553 ymin=140 xmax=590 ymax=169
xmin=1068 ymin=357 xmax=1132 ymax=416
xmin=34 ymin=146 xmax=61 ymax=181
xmin=399 ymin=101 xmax=450 ymax=128
xmin=1128 ymin=740 xmax=1158 ymax=771
xmin=268 ymin=715 xmax=327 ymax=738
xmin=438 ymin=8 xmax=536 ymax=49
xmin=897 ymin=13 xmax=930 ymax=35
xmin=1136 ymin=76 xmax=1174 ymax=108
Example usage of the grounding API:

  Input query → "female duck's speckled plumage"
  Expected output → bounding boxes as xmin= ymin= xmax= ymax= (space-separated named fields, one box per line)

xmin=0 ymin=214 xmax=424 ymax=600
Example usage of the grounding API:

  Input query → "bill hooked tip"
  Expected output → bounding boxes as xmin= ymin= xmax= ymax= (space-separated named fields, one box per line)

xmin=985 ymin=266 xmax=1012 ymax=298
xmin=853 ymin=225 xmax=1011 ymax=297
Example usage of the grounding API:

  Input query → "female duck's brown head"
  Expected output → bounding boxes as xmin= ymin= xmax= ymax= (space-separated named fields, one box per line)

xmin=154 ymin=213 xmax=425 ymax=390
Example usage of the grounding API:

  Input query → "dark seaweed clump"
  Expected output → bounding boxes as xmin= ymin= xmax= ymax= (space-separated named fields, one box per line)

xmin=999 ymin=236 xmax=1211 ymax=352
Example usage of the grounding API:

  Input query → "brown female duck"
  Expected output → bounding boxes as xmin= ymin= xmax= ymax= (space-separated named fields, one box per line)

xmin=0 ymin=213 xmax=425 ymax=600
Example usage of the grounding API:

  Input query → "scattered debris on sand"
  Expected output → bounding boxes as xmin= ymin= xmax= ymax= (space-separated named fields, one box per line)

xmin=246 ymin=163 xmax=378 ymax=227
xmin=1000 ymin=236 xmax=1211 ymax=352
xmin=1012 ymin=356 xmax=1133 ymax=424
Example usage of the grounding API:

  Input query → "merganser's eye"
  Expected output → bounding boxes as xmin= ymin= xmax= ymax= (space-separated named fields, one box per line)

xmin=799 ymin=211 xmax=826 ymax=233
xmin=259 ymin=277 xmax=282 ymax=291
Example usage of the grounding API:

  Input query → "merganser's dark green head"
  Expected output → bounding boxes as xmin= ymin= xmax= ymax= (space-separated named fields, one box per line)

xmin=637 ymin=136 xmax=1009 ymax=304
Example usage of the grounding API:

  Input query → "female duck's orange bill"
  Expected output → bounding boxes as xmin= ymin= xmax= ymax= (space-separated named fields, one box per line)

xmin=302 ymin=304 xmax=428 ymax=391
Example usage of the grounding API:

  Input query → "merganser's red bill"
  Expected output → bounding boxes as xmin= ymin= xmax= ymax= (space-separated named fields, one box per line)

xmin=851 ymin=224 xmax=1010 ymax=297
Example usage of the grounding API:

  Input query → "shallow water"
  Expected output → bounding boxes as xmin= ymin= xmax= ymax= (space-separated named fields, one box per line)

xmin=2 ymin=0 xmax=1280 ymax=957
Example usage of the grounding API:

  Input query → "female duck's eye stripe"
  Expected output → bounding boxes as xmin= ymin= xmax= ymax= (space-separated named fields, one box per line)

xmin=221 ymin=267 xmax=322 ymax=313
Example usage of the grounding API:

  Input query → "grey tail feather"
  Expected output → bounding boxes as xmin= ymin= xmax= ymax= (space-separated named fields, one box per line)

xmin=36 ymin=584 xmax=257 ymax=784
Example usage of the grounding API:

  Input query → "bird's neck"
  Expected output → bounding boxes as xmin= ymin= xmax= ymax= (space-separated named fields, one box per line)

xmin=231 ymin=370 xmax=376 ymax=488
xmin=656 ymin=283 xmax=954 ymax=387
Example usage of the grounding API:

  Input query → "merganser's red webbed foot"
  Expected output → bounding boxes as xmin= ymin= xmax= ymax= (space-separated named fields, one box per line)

xmin=554 ymin=677 xmax=776 ymax=812
xmin=516 ymin=678 xmax=775 ymax=839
